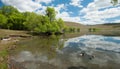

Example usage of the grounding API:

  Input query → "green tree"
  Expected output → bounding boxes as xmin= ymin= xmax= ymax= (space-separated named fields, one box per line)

xmin=0 ymin=14 xmax=7 ymax=28
xmin=24 ymin=12 xmax=43 ymax=32
xmin=51 ymin=21 xmax=60 ymax=32
xmin=0 ymin=6 xmax=19 ymax=17
xmin=0 ymin=6 xmax=65 ymax=34
xmin=57 ymin=18 xmax=65 ymax=30
xmin=46 ymin=7 xmax=56 ymax=22
xmin=8 ymin=13 xmax=26 ymax=30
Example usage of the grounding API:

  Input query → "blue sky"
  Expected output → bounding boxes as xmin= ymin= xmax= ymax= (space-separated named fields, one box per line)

xmin=0 ymin=0 xmax=120 ymax=25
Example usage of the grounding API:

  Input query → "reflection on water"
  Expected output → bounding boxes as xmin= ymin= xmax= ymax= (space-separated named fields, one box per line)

xmin=10 ymin=35 xmax=120 ymax=69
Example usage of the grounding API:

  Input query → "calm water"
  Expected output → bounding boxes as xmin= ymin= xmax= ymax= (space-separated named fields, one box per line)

xmin=10 ymin=35 xmax=120 ymax=69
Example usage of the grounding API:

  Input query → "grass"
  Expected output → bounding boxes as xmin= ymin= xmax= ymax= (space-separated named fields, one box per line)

xmin=0 ymin=42 xmax=14 ymax=69
xmin=65 ymin=22 xmax=120 ymax=31
xmin=0 ymin=62 xmax=8 ymax=69
xmin=0 ymin=29 xmax=29 ymax=69
xmin=0 ymin=50 xmax=8 ymax=69
xmin=0 ymin=29 xmax=29 ymax=37
xmin=0 ymin=50 xmax=8 ymax=57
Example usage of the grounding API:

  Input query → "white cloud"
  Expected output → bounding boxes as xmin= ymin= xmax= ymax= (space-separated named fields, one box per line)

xmin=34 ymin=0 xmax=53 ymax=4
xmin=56 ymin=11 xmax=81 ymax=23
xmin=36 ymin=4 xmax=65 ymax=15
xmin=36 ymin=6 xmax=47 ymax=15
xmin=80 ymin=0 xmax=120 ymax=25
xmin=55 ymin=4 xmax=66 ymax=13
xmin=70 ymin=0 xmax=83 ymax=8
xmin=1 ymin=0 xmax=53 ymax=12
xmin=54 ymin=4 xmax=81 ymax=23
xmin=93 ymin=0 xmax=112 ymax=9
xmin=1 ymin=0 xmax=41 ymax=12
xmin=84 ymin=7 xmax=120 ymax=19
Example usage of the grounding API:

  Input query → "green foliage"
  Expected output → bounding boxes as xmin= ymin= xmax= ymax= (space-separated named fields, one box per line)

xmin=0 ymin=50 xmax=8 ymax=69
xmin=0 ymin=50 xmax=8 ymax=58
xmin=0 ymin=62 xmax=7 ymax=69
xmin=68 ymin=27 xmax=76 ymax=32
xmin=0 ymin=6 xmax=65 ymax=34
xmin=0 ymin=14 xmax=7 ymax=28
xmin=77 ymin=28 xmax=80 ymax=32
xmin=0 ymin=6 xmax=19 ymax=16
xmin=63 ymin=27 xmax=80 ymax=33
xmin=63 ymin=27 xmax=69 ymax=32
xmin=7 ymin=13 xmax=26 ymax=30
xmin=24 ymin=12 xmax=42 ymax=31
xmin=57 ymin=18 xmax=65 ymax=30
xmin=89 ymin=28 xmax=100 ymax=32
xmin=46 ymin=7 xmax=56 ymax=22
xmin=89 ymin=28 xmax=92 ymax=32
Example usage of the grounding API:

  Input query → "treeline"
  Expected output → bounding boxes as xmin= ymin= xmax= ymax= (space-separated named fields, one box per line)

xmin=0 ymin=6 xmax=65 ymax=34
xmin=64 ymin=27 xmax=80 ymax=32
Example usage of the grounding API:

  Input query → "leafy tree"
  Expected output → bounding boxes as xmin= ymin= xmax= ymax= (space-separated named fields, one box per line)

xmin=24 ymin=12 xmax=43 ymax=31
xmin=0 ymin=6 xmax=19 ymax=17
xmin=57 ymin=18 xmax=65 ymax=30
xmin=46 ymin=7 xmax=56 ymax=22
xmin=0 ymin=14 xmax=7 ymax=28
xmin=0 ymin=6 xmax=65 ymax=35
xmin=8 ymin=13 xmax=26 ymax=30
xmin=51 ymin=21 xmax=60 ymax=32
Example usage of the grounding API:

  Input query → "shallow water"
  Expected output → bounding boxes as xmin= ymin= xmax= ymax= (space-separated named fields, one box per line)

xmin=9 ymin=35 xmax=120 ymax=69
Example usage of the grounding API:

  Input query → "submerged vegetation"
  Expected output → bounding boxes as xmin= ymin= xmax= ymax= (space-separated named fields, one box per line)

xmin=0 ymin=6 xmax=65 ymax=34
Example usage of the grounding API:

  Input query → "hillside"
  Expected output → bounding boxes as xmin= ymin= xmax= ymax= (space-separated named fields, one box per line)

xmin=65 ymin=21 xmax=88 ymax=31
xmin=65 ymin=22 xmax=120 ymax=30
xmin=65 ymin=21 xmax=84 ymax=28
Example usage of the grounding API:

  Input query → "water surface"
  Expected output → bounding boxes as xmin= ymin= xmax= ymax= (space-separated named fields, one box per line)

xmin=10 ymin=35 xmax=120 ymax=69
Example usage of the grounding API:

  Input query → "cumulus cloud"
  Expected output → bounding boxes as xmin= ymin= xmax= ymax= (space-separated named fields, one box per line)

xmin=70 ymin=0 xmax=83 ymax=7
xmin=56 ymin=11 xmax=81 ymax=23
xmin=1 ymin=0 xmax=40 ymax=12
xmin=80 ymin=0 xmax=120 ymax=24
xmin=55 ymin=4 xmax=66 ymax=13
xmin=54 ymin=4 xmax=81 ymax=23
xmin=82 ymin=7 xmax=120 ymax=23
xmin=1 ymin=0 xmax=53 ymax=12
xmin=34 ymin=0 xmax=53 ymax=4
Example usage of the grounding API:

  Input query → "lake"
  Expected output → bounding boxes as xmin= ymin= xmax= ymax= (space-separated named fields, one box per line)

xmin=9 ymin=34 xmax=120 ymax=69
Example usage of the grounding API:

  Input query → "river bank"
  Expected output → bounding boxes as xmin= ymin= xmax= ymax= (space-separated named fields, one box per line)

xmin=0 ymin=29 xmax=31 ymax=69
